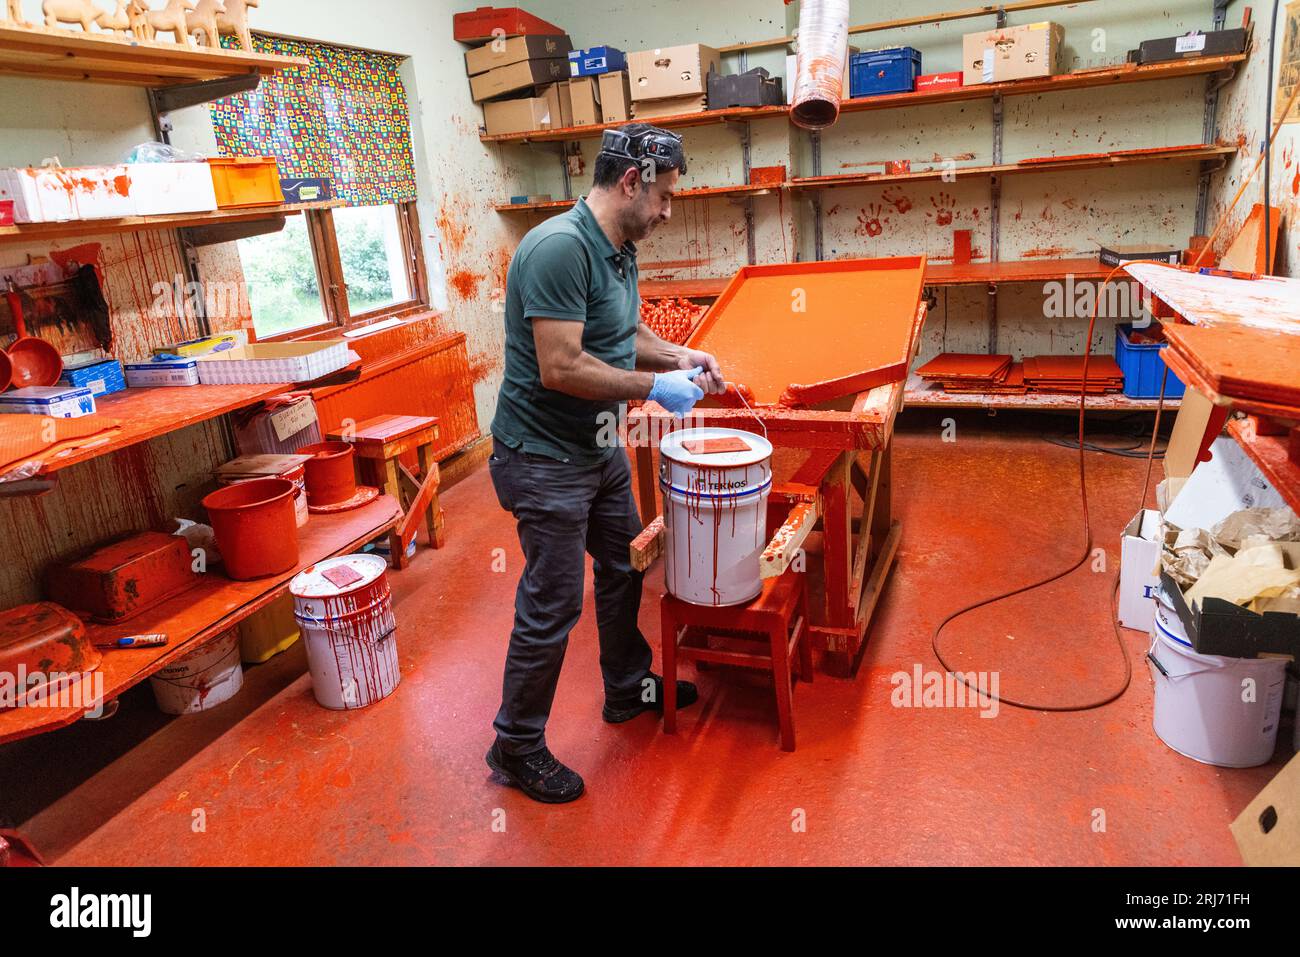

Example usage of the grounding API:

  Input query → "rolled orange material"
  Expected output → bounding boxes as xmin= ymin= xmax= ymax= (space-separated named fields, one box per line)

xmin=790 ymin=0 xmax=850 ymax=131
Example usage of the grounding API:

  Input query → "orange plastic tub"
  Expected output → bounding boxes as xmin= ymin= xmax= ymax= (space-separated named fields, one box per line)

xmin=207 ymin=157 xmax=284 ymax=208
xmin=203 ymin=477 xmax=299 ymax=580
xmin=298 ymin=441 xmax=357 ymax=507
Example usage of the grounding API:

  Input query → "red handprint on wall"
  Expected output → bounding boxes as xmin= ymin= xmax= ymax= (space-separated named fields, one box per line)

xmin=928 ymin=192 xmax=956 ymax=226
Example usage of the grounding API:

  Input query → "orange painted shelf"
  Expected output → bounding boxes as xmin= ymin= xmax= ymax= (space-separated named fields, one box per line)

xmin=1227 ymin=420 xmax=1300 ymax=517
xmin=4 ymin=382 xmax=295 ymax=475
xmin=493 ymin=182 xmax=774 ymax=213
xmin=0 ymin=200 xmax=343 ymax=245
xmin=924 ymin=257 xmax=1112 ymax=285
xmin=640 ymin=278 xmax=730 ymax=299
xmin=0 ymin=23 xmax=307 ymax=86
xmin=790 ymin=144 xmax=1236 ymax=191
xmin=478 ymin=54 xmax=1246 ymax=144
xmin=904 ymin=374 xmax=1180 ymax=411
xmin=0 ymin=493 xmax=402 ymax=744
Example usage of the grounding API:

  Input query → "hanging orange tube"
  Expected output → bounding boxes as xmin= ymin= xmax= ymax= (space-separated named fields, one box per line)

xmin=790 ymin=0 xmax=850 ymax=130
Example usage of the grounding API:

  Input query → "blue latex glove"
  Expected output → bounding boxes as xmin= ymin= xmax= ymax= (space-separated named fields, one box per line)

xmin=648 ymin=366 xmax=704 ymax=418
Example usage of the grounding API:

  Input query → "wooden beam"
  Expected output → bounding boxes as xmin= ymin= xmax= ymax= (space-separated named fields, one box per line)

xmin=630 ymin=516 xmax=665 ymax=572
xmin=760 ymin=502 xmax=819 ymax=580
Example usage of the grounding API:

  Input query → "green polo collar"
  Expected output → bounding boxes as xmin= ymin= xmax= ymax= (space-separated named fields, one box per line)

xmin=575 ymin=196 xmax=637 ymax=265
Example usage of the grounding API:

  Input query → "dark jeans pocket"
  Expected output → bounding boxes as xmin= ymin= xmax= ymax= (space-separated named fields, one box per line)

xmin=487 ymin=444 xmax=517 ymax=513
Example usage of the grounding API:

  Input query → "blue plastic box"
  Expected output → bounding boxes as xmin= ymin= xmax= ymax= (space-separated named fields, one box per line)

xmin=850 ymin=47 xmax=922 ymax=97
xmin=58 ymin=357 xmax=126 ymax=398
xmin=1115 ymin=324 xmax=1187 ymax=399
xmin=568 ymin=46 xmax=625 ymax=77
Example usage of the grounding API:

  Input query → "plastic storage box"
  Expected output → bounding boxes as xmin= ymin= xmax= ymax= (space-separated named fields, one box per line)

xmin=568 ymin=45 xmax=625 ymax=76
xmin=208 ymin=157 xmax=284 ymax=208
xmin=1115 ymin=324 xmax=1187 ymax=399
xmin=850 ymin=47 xmax=922 ymax=97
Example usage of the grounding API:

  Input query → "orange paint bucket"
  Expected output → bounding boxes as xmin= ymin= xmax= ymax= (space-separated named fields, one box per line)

xmin=299 ymin=441 xmax=357 ymax=507
xmin=203 ymin=477 xmax=300 ymax=581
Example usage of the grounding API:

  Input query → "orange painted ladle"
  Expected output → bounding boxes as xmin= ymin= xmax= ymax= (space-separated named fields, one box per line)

xmin=5 ymin=281 xmax=62 ymax=388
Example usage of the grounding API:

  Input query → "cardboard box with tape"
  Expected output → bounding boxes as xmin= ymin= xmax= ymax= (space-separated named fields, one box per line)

xmin=962 ymin=22 xmax=1064 ymax=85
xmin=628 ymin=43 xmax=721 ymax=102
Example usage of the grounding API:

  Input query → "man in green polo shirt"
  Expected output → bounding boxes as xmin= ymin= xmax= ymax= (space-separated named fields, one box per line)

xmin=486 ymin=124 xmax=724 ymax=803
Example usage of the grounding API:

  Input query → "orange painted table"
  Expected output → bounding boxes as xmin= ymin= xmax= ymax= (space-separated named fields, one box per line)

xmin=628 ymin=256 xmax=927 ymax=674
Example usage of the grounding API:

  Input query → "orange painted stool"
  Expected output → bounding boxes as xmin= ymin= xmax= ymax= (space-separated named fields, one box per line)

xmin=328 ymin=414 xmax=445 ymax=568
xmin=660 ymin=570 xmax=812 ymax=751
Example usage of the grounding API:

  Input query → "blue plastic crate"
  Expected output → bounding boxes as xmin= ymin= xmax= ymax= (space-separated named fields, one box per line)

xmin=850 ymin=47 xmax=922 ymax=97
xmin=1115 ymin=324 xmax=1187 ymax=399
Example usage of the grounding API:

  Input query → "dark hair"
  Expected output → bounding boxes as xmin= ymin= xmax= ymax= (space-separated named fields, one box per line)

xmin=592 ymin=123 xmax=685 ymax=189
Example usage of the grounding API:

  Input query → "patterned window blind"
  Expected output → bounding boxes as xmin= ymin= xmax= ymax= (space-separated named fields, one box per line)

xmin=209 ymin=34 xmax=418 ymax=206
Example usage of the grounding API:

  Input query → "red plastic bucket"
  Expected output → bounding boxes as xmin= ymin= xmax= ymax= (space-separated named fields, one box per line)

xmin=202 ymin=477 xmax=299 ymax=580
xmin=299 ymin=441 xmax=356 ymax=507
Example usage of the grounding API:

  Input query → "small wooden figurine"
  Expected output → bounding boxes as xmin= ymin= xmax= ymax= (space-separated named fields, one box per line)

xmin=215 ymin=0 xmax=255 ymax=51
xmin=4 ymin=0 xmax=29 ymax=26
xmin=95 ymin=0 xmax=130 ymax=35
xmin=126 ymin=0 xmax=152 ymax=39
xmin=146 ymin=0 xmax=195 ymax=46
xmin=42 ymin=0 xmax=102 ymax=31
xmin=185 ymin=0 xmax=219 ymax=47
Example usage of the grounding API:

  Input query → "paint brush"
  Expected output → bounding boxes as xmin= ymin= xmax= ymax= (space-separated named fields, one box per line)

xmin=114 ymin=634 xmax=168 ymax=648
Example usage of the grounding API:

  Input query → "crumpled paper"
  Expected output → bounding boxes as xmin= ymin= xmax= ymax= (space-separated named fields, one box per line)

xmin=1162 ymin=506 xmax=1300 ymax=610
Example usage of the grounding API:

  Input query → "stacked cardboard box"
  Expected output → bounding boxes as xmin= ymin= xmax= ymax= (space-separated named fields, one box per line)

xmin=464 ymin=26 xmax=573 ymax=135
xmin=629 ymin=43 xmax=720 ymax=119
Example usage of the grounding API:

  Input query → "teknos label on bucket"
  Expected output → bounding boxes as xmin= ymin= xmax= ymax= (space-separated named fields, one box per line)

xmin=659 ymin=428 xmax=774 ymax=607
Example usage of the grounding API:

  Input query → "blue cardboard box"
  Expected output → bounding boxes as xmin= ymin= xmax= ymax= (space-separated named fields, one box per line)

xmin=569 ymin=46 xmax=626 ymax=77
xmin=58 ymin=357 xmax=126 ymax=398
xmin=850 ymin=47 xmax=923 ymax=97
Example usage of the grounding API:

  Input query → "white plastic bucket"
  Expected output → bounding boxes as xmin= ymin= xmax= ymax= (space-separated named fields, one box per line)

xmin=290 ymin=554 xmax=400 ymax=710
xmin=659 ymin=427 xmax=773 ymax=606
xmin=149 ymin=628 xmax=243 ymax=715
xmin=1148 ymin=598 xmax=1286 ymax=768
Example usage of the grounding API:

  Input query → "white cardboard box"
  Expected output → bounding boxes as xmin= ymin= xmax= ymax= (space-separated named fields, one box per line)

xmin=0 ymin=165 xmax=134 ymax=222
xmin=1119 ymin=508 xmax=1162 ymax=630
xmin=128 ymin=162 xmax=218 ymax=216
xmin=1164 ymin=436 xmax=1287 ymax=532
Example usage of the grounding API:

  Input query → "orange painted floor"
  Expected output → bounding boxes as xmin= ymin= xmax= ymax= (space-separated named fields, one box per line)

xmin=1 ymin=412 xmax=1286 ymax=866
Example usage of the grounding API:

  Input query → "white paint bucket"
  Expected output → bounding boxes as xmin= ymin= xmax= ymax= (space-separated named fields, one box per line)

xmin=290 ymin=554 xmax=400 ymax=710
xmin=659 ymin=427 xmax=773 ymax=606
xmin=149 ymin=628 xmax=243 ymax=715
xmin=1148 ymin=598 xmax=1286 ymax=768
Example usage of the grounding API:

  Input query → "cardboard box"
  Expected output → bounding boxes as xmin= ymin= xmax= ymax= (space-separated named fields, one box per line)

xmin=628 ymin=43 xmax=721 ymax=101
xmin=0 ymin=165 xmax=134 ymax=223
xmin=484 ymin=89 xmax=561 ymax=136
xmin=1137 ymin=28 xmax=1247 ymax=65
xmin=1099 ymin=243 xmax=1180 ymax=267
xmin=453 ymin=5 xmax=565 ymax=43
xmin=631 ymin=94 xmax=705 ymax=121
xmin=470 ymin=57 xmax=570 ymax=102
xmin=1232 ymin=752 xmax=1300 ymax=865
xmin=569 ymin=45 xmax=625 ymax=76
xmin=963 ymin=21 xmax=1064 ymax=85
xmin=0 ymin=385 xmax=96 ymax=417
xmin=279 ymin=177 xmax=333 ymax=203
xmin=124 ymin=357 xmax=200 ymax=387
xmin=465 ymin=33 xmax=571 ymax=76
xmin=555 ymin=79 xmax=573 ymax=127
xmin=570 ymin=75 xmax=601 ymax=126
xmin=1120 ymin=508 xmax=1162 ymax=631
xmin=128 ymin=162 xmax=218 ymax=216
xmin=152 ymin=332 xmax=243 ymax=358
xmin=597 ymin=70 xmax=632 ymax=122
xmin=917 ymin=71 xmax=963 ymax=91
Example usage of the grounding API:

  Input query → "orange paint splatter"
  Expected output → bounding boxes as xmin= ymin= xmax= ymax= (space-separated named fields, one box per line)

xmin=436 ymin=200 xmax=471 ymax=257
xmin=448 ymin=269 xmax=483 ymax=300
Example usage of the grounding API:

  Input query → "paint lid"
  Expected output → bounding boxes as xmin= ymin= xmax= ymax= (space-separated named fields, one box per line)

xmin=290 ymin=553 xmax=387 ymax=599
xmin=659 ymin=427 xmax=772 ymax=467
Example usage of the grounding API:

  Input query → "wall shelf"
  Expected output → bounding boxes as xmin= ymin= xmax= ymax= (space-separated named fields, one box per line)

xmin=0 ymin=23 xmax=306 ymax=87
xmin=790 ymin=144 xmax=1236 ymax=191
xmin=0 ymin=493 xmax=401 ymax=745
xmin=478 ymin=55 xmax=1245 ymax=145
xmin=493 ymin=183 xmax=773 ymax=213
xmin=905 ymin=375 xmax=1181 ymax=412
xmin=0 ymin=199 xmax=342 ymax=245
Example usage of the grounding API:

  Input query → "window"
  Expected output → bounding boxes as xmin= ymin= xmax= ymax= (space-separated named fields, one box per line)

xmin=211 ymin=35 xmax=424 ymax=339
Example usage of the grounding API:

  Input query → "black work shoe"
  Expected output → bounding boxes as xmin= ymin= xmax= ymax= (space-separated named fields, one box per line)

xmin=602 ymin=672 xmax=699 ymax=723
xmin=484 ymin=742 xmax=585 ymax=804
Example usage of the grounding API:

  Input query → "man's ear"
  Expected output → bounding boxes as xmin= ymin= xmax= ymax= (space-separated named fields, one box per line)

xmin=620 ymin=164 xmax=641 ymax=198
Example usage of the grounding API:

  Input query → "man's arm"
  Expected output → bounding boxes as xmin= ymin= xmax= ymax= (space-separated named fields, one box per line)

xmin=635 ymin=320 xmax=725 ymax=394
xmin=534 ymin=318 xmax=654 ymax=400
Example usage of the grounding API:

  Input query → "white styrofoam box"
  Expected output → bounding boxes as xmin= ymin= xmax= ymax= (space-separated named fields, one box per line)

xmin=1119 ymin=508 xmax=1162 ymax=630
xmin=0 ymin=386 xmax=96 ymax=418
xmin=1164 ymin=437 xmax=1288 ymax=532
xmin=0 ymin=166 xmax=134 ymax=222
xmin=196 ymin=341 xmax=354 ymax=385
xmin=124 ymin=358 xmax=201 ymax=387
xmin=128 ymin=162 xmax=218 ymax=216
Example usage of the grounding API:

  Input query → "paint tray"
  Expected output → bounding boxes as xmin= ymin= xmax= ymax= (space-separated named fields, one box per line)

xmin=684 ymin=256 xmax=927 ymax=407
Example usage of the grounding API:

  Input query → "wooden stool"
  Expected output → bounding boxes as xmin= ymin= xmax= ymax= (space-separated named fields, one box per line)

xmin=328 ymin=414 xmax=445 ymax=568
xmin=660 ymin=570 xmax=812 ymax=751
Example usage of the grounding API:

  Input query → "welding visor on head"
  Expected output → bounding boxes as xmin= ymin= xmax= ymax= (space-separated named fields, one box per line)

xmin=598 ymin=127 xmax=687 ymax=176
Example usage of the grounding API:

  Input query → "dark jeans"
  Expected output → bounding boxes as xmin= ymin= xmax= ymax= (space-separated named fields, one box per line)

xmin=488 ymin=437 xmax=653 ymax=756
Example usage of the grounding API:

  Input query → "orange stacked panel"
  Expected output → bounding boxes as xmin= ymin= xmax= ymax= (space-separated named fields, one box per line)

xmin=916 ymin=353 xmax=1026 ymax=394
xmin=1022 ymin=355 xmax=1125 ymax=394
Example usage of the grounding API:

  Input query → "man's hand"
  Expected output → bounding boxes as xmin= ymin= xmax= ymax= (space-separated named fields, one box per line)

xmin=678 ymin=348 xmax=724 ymax=394
xmin=648 ymin=367 xmax=705 ymax=418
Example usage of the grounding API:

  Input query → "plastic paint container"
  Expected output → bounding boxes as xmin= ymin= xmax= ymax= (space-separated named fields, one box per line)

xmin=202 ymin=477 xmax=299 ymax=580
xmin=299 ymin=441 xmax=357 ymax=507
xmin=149 ymin=629 xmax=243 ymax=715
